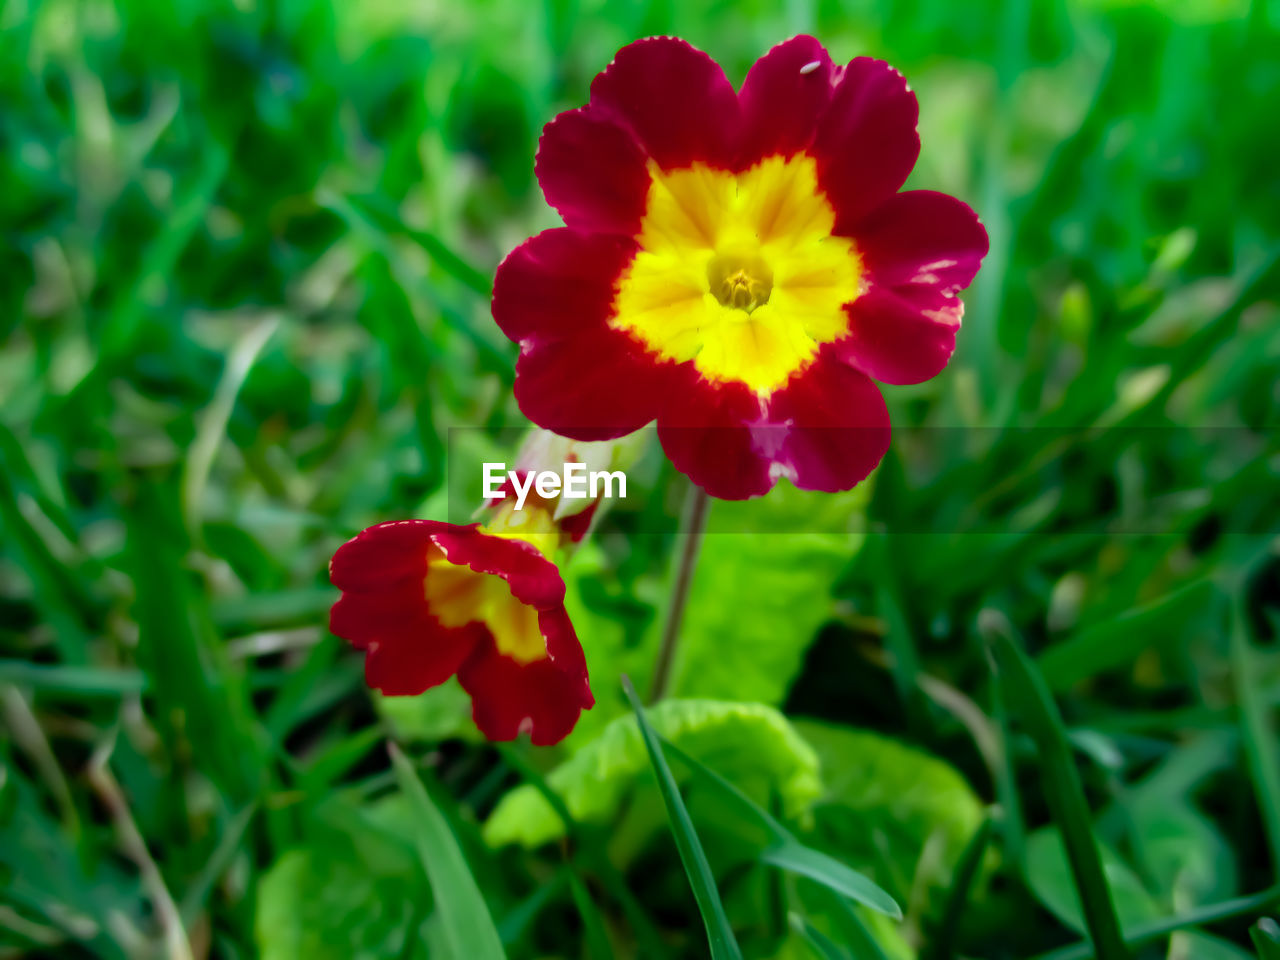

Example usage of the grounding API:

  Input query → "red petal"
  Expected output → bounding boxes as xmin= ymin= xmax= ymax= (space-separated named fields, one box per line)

xmin=364 ymin=618 xmax=485 ymax=696
xmin=329 ymin=520 xmax=438 ymax=592
xmin=428 ymin=526 xmax=566 ymax=610
xmin=492 ymin=228 xmax=637 ymax=344
xmin=459 ymin=609 xmax=593 ymax=746
xmin=854 ymin=190 xmax=988 ymax=307
xmin=812 ymin=58 xmax=920 ymax=232
xmin=514 ymin=329 xmax=666 ymax=442
xmin=836 ymin=286 xmax=962 ymax=385
xmin=329 ymin=522 xmax=485 ymax=695
xmin=495 ymin=228 xmax=667 ymax=439
xmin=589 ymin=36 xmax=739 ymax=170
xmin=330 ymin=580 xmax=427 ymax=650
xmin=536 ymin=107 xmax=651 ymax=235
xmin=656 ymin=377 xmax=773 ymax=500
xmin=737 ymin=35 xmax=836 ymax=168
xmin=768 ymin=352 xmax=891 ymax=492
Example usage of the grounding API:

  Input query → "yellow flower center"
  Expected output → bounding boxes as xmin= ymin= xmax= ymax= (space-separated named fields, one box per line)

xmin=611 ymin=154 xmax=863 ymax=396
xmin=423 ymin=506 xmax=558 ymax=665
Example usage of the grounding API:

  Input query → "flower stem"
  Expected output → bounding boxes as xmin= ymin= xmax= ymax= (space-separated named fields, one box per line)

xmin=648 ymin=482 xmax=710 ymax=703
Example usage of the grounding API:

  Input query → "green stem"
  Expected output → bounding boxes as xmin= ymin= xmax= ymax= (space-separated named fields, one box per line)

xmin=648 ymin=483 xmax=710 ymax=703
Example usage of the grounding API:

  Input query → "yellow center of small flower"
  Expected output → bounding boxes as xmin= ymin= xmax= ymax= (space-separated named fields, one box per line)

xmin=611 ymin=154 xmax=863 ymax=396
xmin=423 ymin=506 xmax=558 ymax=665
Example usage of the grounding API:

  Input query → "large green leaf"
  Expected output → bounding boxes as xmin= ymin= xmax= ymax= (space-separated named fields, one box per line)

xmin=558 ymin=483 xmax=867 ymax=746
xmin=484 ymin=699 xmax=822 ymax=849
xmin=672 ymin=483 xmax=869 ymax=706
xmin=793 ymin=720 xmax=986 ymax=906
xmin=255 ymin=796 xmax=428 ymax=960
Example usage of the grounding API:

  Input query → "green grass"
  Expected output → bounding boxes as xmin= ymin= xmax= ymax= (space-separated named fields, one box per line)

xmin=2 ymin=0 xmax=1279 ymax=958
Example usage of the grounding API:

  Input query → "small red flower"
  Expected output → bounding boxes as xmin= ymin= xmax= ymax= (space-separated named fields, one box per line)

xmin=493 ymin=36 xmax=989 ymax=499
xmin=329 ymin=519 xmax=592 ymax=745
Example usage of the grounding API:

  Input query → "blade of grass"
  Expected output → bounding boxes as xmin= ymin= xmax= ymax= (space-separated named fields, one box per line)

xmin=567 ymin=869 xmax=615 ymax=960
xmin=924 ymin=816 xmax=993 ymax=960
xmin=1252 ymin=919 xmax=1280 ymax=960
xmin=493 ymin=742 xmax=668 ymax=958
xmin=1032 ymin=884 xmax=1280 ymax=960
xmin=388 ymin=743 xmax=506 ymax=960
xmin=819 ymin=887 xmax=893 ymax=960
xmin=0 ymin=660 xmax=147 ymax=697
xmin=761 ymin=845 xmax=901 ymax=921
xmin=344 ymin=191 xmax=493 ymax=297
xmin=182 ymin=313 xmax=279 ymax=539
xmin=789 ymin=912 xmax=852 ymax=960
xmin=1230 ymin=590 xmax=1280 ymax=879
xmin=660 ymin=737 xmax=900 ymax=919
xmin=983 ymin=612 xmax=1130 ymax=960
xmin=621 ymin=675 xmax=744 ymax=960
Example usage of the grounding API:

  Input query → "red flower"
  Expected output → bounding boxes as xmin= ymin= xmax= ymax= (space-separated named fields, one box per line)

xmin=329 ymin=519 xmax=592 ymax=745
xmin=493 ymin=36 xmax=988 ymax=499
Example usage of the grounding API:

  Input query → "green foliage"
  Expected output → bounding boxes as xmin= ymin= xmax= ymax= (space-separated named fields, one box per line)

xmin=485 ymin=699 xmax=822 ymax=849
xmin=255 ymin=795 xmax=427 ymax=960
xmin=672 ymin=483 xmax=871 ymax=706
xmin=3 ymin=0 xmax=1278 ymax=957
xmin=390 ymin=744 xmax=507 ymax=960
xmin=793 ymin=720 xmax=986 ymax=907
xmin=624 ymin=678 xmax=745 ymax=960
xmin=1025 ymin=828 xmax=1161 ymax=934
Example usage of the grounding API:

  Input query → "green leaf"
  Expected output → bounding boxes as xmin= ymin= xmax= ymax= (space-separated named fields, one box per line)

xmin=788 ymin=913 xmax=852 ymax=960
xmin=988 ymin=623 xmax=1131 ymax=959
xmin=1230 ymin=592 xmax=1280 ymax=876
xmin=1252 ymin=919 xmax=1280 ymax=960
xmin=1128 ymin=797 xmax=1236 ymax=907
xmin=1025 ymin=828 xmax=1161 ymax=934
xmin=792 ymin=719 xmax=986 ymax=905
xmin=257 ymin=850 xmax=422 ymax=960
xmin=926 ymin=816 xmax=994 ymax=960
xmin=671 ymin=483 xmax=869 ymax=706
xmin=567 ymin=869 xmax=615 ymax=960
xmin=375 ymin=679 xmax=479 ymax=743
xmin=389 ymin=744 xmax=507 ymax=960
xmin=762 ymin=844 xmax=901 ymax=920
xmin=1174 ymin=932 xmax=1255 ymax=960
xmin=622 ymin=677 xmax=743 ymax=960
xmin=661 ymin=738 xmax=899 ymax=919
xmin=484 ymin=699 xmax=821 ymax=849
xmin=1037 ymin=579 xmax=1217 ymax=690
xmin=255 ymin=796 xmax=426 ymax=960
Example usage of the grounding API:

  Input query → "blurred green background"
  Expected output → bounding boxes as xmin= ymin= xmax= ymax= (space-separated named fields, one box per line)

xmin=2 ymin=0 xmax=1279 ymax=958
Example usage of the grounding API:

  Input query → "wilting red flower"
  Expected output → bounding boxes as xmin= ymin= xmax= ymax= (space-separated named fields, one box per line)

xmin=329 ymin=519 xmax=592 ymax=745
xmin=493 ymin=36 xmax=989 ymax=499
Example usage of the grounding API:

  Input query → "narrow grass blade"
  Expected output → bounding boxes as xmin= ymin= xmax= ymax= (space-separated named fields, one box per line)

xmin=789 ymin=913 xmax=852 ymax=960
xmin=388 ymin=743 xmax=506 ymax=960
xmin=925 ymin=816 xmax=993 ymax=960
xmin=1230 ymin=592 xmax=1280 ymax=878
xmin=661 ymin=737 xmax=900 ymax=919
xmin=345 ymin=191 xmax=493 ymax=297
xmin=0 ymin=661 xmax=147 ymax=697
xmin=762 ymin=845 xmax=900 ymax=921
xmin=1251 ymin=918 xmax=1280 ymax=959
xmin=567 ymin=869 xmax=615 ymax=960
xmin=182 ymin=313 xmax=279 ymax=539
xmin=621 ymin=676 xmax=743 ymax=960
xmin=820 ymin=888 xmax=893 ymax=960
xmin=984 ymin=614 xmax=1130 ymax=960
xmin=1031 ymin=884 xmax=1280 ymax=960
